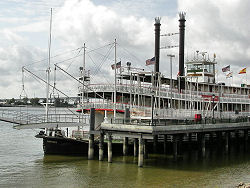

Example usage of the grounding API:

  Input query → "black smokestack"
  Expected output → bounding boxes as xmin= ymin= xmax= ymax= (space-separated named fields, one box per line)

xmin=154 ymin=17 xmax=161 ymax=73
xmin=179 ymin=12 xmax=186 ymax=90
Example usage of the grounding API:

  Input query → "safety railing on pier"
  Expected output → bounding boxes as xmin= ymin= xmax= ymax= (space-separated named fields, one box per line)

xmin=0 ymin=109 xmax=88 ymax=125
xmin=110 ymin=115 xmax=250 ymax=126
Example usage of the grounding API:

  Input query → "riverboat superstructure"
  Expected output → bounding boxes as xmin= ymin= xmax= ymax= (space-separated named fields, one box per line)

xmin=78 ymin=14 xmax=250 ymax=129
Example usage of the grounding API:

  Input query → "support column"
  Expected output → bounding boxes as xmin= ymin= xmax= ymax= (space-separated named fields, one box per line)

xmin=225 ymin=131 xmax=229 ymax=153
xmin=210 ymin=132 xmax=214 ymax=143
xmin=138 ymin=137 xmax=144 ymax=167
xmin=216 ymin=132 xmax=223 ymax=148
xmin=201 ymin=133 xmax=206 ymax=158
xmin=244 ymin=130 xmax=248 ymax=150
xmin=144 ymin=139 xmax=148 ymax=159
xmin=244 ymin=130 xmax=248 ymax=142
xmin=188 ymin=133 xmax=192 ymax=149
xmin=173 ymin=135 xmax=178 ymax=161
xmin=235 ymin=130 xmax=239 ymax=143
xmin=108 ymin=134 xmax=112 ymax=163
xmin=134 ymin=138 xmax=138 ymax=157
xmin=88 ymin=134 xmax=94 ymax=160
xmin=164 ymin=135 xmax=167 ymax=154
xmin=99 ymin=133 xmax=104 ymax=161
xmin=88 ymin=108 xmax=95 ymax=160
xmin=123 ymin=137 xmax=129 ymax=156
xmin=153 ymin=135 xmax=158 ymax=153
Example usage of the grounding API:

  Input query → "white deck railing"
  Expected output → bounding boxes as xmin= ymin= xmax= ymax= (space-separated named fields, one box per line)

xmin=81 ymin=102 xmax=250 ymax=120
xmin=0 ymin=109 xmax=88 ymax=125
xmin=82 ymin=84 xmax=250 ymax=104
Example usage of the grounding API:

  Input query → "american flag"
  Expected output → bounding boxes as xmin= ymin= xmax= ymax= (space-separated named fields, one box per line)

xmin=111 ymin=61 xmax=121 ymax=70
xmin=226 ymin=72 xmax=233 ymax=78
xmin=222 ymin=65 xmax=230 ymax=72
xmin=146 ymin=57 xmax=155 ymax=66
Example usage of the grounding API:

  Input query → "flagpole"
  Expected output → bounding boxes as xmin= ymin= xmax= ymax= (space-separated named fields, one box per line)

xmin=246 ymin=69 xmax=247 ymax=85
xmin=232 ymin=73 xmax=233 ymax=86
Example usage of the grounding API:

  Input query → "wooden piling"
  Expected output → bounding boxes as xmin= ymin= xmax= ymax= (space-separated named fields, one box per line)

xmin=88 ymin=134 xmax=94 ymax=160
xmin=201 ymin=133 xmax=206 ymax=158
xmin=99 ymin=133 xmax=104 ymax=161
xmin=108 ymin=134 xmax=112 ymax=163
xmin=144 ymin=139 xmax=148 ymax=159
xmin=153 ymin=135 xmax=158 ymax=153
xmin=123 ymin=137 xmax=129 ymax=156
xmin=138 ymin=137 xmax=144 ymax=167
xmin=134 ymin=138 xmax=138 ymax=157
xmin=244 ymin=130 xmax=248 ymax=142
xmin=173 ymin=135 xmax=178 ymax=160
xmin=163 ymin=135 xmax=167 ymax=154
xmin=225 ymin=131 xmax=229 ymax=153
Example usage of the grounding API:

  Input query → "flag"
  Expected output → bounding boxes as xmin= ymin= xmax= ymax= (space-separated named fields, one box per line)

xmin=111 ymin=61 xmax=121 ymax=70
xmin=226 ymin=72 xmax=233 ymax=78
xmin=239 ymin=68 xmax=246 ymax=74
xmin=222 ymin=65 xmax=230 ymax=72
xmin=146 ymin=57 xmax=155 ymax=66
xmin=177 ymin=71 xmax=180 ymax=77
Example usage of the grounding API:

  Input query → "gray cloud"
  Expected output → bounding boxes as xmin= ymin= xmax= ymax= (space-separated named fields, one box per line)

xmin=0 ymin=0 xmax=250 ymax=98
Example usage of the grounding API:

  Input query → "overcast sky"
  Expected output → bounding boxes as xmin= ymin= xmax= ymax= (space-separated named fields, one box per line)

xmin=0 ymin=0 xmax=249 ymax=99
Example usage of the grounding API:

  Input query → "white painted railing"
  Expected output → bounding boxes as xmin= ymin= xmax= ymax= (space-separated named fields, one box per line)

xmin=0 ymin=109 xmax=88 ymax=125
xmin=83 ymin=84 xmax=250 ymax=104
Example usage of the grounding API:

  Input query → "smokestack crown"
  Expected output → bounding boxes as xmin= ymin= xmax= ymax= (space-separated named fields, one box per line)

xmin=155 ymin=17 xmax=161 ymax=24
xmin=179 ymin=12 xmax=186 ymax=20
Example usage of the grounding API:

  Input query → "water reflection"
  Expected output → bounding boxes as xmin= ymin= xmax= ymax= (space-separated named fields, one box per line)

xmin=1 ymin=120 xmax=250 ymax=188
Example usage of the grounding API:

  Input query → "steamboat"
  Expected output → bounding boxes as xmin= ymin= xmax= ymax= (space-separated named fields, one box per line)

xmin=11 ymin=13 xmax=250 ymax=156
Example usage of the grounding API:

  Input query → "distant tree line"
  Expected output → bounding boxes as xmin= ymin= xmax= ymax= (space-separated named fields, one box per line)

xmin=4 ymin=97 xmax=74 ymax=107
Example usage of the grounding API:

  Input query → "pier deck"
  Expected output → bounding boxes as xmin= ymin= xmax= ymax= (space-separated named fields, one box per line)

xmin=101 ymin=121 xmax=250 ymax=135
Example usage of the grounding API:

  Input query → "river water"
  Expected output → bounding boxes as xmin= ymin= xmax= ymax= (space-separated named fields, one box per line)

xmin=0 ymin=109 xmax=250 ymax=187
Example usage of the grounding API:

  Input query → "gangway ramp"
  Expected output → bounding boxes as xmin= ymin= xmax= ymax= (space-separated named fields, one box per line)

xmin=0 ymin=109 xmax=89 ymax=129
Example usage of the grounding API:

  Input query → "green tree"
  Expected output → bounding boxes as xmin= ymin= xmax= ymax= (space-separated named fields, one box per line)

xmin=30 ymin=98 xmax=40 ymax=106
xmin=9 ymin=98 xmax=15 ymax=104
xmin=22 ymin=97 xmax=28 ymax=105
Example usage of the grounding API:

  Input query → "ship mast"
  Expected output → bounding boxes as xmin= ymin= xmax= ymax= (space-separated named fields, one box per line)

xmin=81 ymin=43 xmax=86 ymax=121
xmin=114 ymin=39 xmax=117 ymax=119
xmin=45 ymin=8 xmax=52 ymax=122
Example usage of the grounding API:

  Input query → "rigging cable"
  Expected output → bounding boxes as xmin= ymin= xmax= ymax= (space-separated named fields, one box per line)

xmin=91 ymin=44 xmax=114 ymax=76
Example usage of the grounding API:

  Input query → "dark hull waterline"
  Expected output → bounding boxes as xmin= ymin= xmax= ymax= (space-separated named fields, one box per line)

xmin=36 ymin=135 xmax=124 ymax=156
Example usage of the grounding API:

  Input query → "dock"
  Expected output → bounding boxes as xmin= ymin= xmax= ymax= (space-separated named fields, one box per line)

xmin=87 ymin=108 xmax=250 ymax=167
xmin=0 ymin=107 xmax=249 ymax=167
